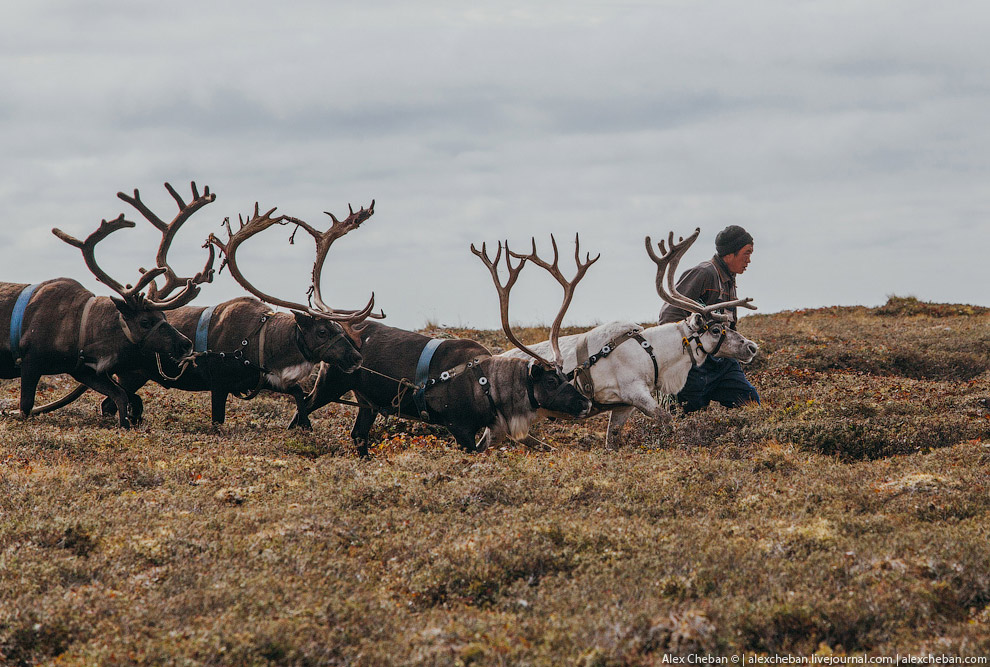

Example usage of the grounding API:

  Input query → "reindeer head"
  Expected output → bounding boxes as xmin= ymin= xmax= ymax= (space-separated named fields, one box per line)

xmin=646 ymin=229 xmax=759 ymax=365
xmin=682 ymin=313 xmax=759 ymax=364
xmin=207 ymin=201 xmax=383 ymax=373
xmin=472 ymin=233 xmax=598 ymax=418
xmin=53 ymin=182 xmax=217 ymax=360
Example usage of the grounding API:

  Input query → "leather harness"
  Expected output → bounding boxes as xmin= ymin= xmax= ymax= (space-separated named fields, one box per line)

xmin=8 ymin=286 xmax=166 ymax=370
xmin=570 ymin=328 xmax=659 ymax=407
xmin=681 ymin=321 xmax=727 ymax=368
xmin=411 ymin=338 xmax=513 ymax=421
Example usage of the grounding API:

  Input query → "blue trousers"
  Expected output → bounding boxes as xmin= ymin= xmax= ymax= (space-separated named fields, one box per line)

xmin=677 ymin=356 xmax=759 ymax=413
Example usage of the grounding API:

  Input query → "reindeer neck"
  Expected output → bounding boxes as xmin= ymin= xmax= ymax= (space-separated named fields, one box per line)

xmin=483 ymin=357 xmax=540 ymax=440
xmin=262 ymin=313 xmax=307 ymax=367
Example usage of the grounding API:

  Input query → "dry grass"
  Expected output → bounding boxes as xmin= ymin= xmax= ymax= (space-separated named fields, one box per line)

xmin=1 ymin=296 xmax=988 ymax=665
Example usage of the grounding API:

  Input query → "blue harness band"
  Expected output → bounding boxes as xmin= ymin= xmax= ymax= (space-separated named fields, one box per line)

xmin=194 ymin=305 xmax=217 ymax=353
xmin=9 ymin=283 xmax=40 ymax=365
xmin=413 ymin=338 xmax=444 ymax=419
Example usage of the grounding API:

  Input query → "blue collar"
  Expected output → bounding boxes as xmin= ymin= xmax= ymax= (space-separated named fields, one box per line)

xmin=9 ymin=284 xmax=41 ymax=365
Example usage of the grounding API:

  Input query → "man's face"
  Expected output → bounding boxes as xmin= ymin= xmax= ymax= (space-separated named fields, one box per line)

xmin=723 ymin=243 xmax=753 ymax=275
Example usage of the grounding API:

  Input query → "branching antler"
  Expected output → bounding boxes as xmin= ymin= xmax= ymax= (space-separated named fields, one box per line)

xmin=118 ymin=181 xmax=217 ymax=309
xmin=509 ymin=234 xmax=599 ymax=369
xmin=470 ymin=240 xmax=552 ymax=367
xmin=472 ymin=234 xmax=599 ymax=370
xmin=53 ymin=215 xmax=167 ymax=304
xmin=207 ymin=201 xmax=381 ymax=324
xmin=645 ymin=228 xmax=756 ymax=321
xmin=284 ymin=200 xmax=380 ymax=320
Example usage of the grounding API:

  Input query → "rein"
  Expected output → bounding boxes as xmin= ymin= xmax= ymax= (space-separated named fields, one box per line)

xmin=681 ymin=321 xmax=726 ymax=368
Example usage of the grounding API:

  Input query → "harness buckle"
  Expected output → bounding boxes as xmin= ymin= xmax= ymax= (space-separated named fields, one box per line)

xmin=602 ymin=345 xmax=611 ymax=355
xmin=440 ymin=370 xmax=451 ymax=381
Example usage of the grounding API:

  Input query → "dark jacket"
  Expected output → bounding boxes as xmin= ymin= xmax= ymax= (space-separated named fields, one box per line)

xmin=658 ymin=254 xmax=739 ymax=327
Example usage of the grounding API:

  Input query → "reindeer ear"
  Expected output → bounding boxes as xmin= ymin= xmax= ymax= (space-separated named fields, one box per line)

xmin=687 ymin=313 xmax=704 ymax=330
xmin=292 ymin=310 xmax=314 ymax=328
xmin=111 ymin=296 xmax=135 ymax=316
xmin=529 ymin=363 xmax=547 ymax=380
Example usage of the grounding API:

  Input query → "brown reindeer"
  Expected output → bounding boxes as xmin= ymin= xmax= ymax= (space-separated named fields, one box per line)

xmin=101 ymin=202 xmax=379 ymax=426
xmin=293 ymin=234 xmax=597 ymax=456
xmin=0 ymin=182 xmax=214 ymax=427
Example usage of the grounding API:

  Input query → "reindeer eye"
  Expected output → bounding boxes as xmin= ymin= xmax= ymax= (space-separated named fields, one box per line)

xmin=317 ymin=327 xmax=329 ymax=339
xmin=140 ymin=318 xmax=155 ymax=330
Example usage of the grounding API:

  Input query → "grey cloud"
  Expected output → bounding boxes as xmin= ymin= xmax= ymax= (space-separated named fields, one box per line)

xmin=2 ymin=2 xmax=988 ymax=329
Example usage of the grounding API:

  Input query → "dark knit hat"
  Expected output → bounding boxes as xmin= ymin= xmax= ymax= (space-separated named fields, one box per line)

xmin=715 ymin=225 xmax=753 ymax=257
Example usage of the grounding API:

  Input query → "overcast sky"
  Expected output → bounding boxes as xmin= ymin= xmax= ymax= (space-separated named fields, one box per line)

xmin=3 ymin=1 xmax=988 ymax=330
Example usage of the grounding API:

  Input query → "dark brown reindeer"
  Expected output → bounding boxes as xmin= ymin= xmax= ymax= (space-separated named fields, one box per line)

xmin=293 ymin=234 xmax=596 ymax=456
xmin=101 ymin=202 xmax=378 ymax=426
xmin=0 ymin=182 xmax=214 ymax=426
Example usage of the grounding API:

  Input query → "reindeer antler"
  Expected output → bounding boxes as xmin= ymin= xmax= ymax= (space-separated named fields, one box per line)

xmin=472 ymin=234 xmax=598 ymax=370
xmin=207 ymin=201 xmax=382 ymax=324
xmin=645 ymin=228 xmax=756 ymax=321
xmin=509 ymin=234 xmax=599 ymax=370
xmin=118 ymin=181 xmax=217 ymax=309
xmin=284 ymin=200 xmax=380 ymax=320
xmin=53 ymin=215 xmax=167 ymax=303
xmin=470 ymin=240 xmax=551 ymax=366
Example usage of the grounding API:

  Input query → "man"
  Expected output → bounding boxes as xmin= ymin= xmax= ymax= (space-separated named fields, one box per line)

xmin=658 ymin=225 xmax=759 ymax=412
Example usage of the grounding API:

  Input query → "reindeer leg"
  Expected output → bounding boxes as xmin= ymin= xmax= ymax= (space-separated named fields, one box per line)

xmin=121 ymin=372 xmax=147 ymax=424
xmin=100 ymin=395 xmax=117 ymax=419
xmin=70 ymin=368 xmax=132 ymax=428
xmin=287 ymin=385 xmax=312 ymax=430
xmin=17 ymin=360 xmax=42 ymax=419
xmin=129 ymin=393 xmax=145 ymax=424
xmin=447 ymin=422 xmax=481 ymax=453
xmin=211 ymin=390 xmax=229 ymax=425
xmin=351 ymin=406 xmax=378 ymax=457
xmin=110 ymin=371 xmax=147 ymax=424
xmin=605 ymin=406 xmax=637 ymax=450
xmin=608 ymin=393 xmax=673 ymax=449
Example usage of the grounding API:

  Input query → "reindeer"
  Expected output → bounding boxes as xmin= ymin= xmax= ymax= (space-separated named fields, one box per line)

xmin=0 ymin=182 xmax=214 ymax=427
xmin=500 ymin=228 xmax=760 ymax=449
xmin=293 ymin=235 xmax=596 ymax=456
xmin=100 ymin=202 xmax=378 ymax=426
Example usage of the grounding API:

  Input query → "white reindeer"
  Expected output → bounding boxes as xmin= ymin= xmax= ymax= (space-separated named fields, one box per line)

xmin=501 ymin=228 xmax=759 ymax=449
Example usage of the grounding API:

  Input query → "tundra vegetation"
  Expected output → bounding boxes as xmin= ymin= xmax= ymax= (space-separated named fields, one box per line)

xmin=0 ymin=296 xmax=988 ymax=665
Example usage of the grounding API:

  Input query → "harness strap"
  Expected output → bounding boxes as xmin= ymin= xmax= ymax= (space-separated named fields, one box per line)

xmin=569 ymin=328 xmax=657 ymax=397
xmin=235 ymin=313 xmax=273 ymax=400
xmin=526 ymin=362 xmax=540 ymax=410
xmin=9 ymin=283 xmax=40 ymax=365
xmin=412 ymin=339 xmax=495 ymax=420
xmin=257 ymin=314 xmax=270 ymax=369
xmin=194 ymin=305 xmax=217 ymax=353
xmin=413 ymin=338 xmax=444 ymax=419
xmin=76 ymin=297 xmax=97 ymax=366
xmin=629 ymin=332 xmax=659 ymax=388
xmin=472 ymin=362 xmax=499 ymax=422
